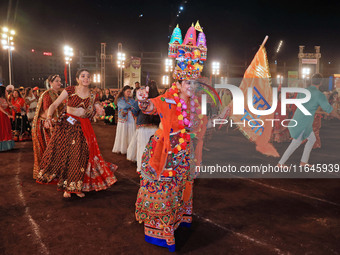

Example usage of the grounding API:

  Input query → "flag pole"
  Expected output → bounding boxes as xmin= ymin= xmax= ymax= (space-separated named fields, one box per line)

xmin=261 ymin=35 xmax=269 ymax=48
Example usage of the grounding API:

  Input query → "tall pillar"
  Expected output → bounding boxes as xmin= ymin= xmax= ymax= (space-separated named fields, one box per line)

xmin=100 ymin=43 xmax=106 ymax=89
xmin=298 ymin=45 xmax=304 ymax=79
xmin=315 ymin=46 xmax=321 ymax=73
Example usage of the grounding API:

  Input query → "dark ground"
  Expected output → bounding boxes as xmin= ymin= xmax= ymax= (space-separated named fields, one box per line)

xmin=1 ymin=120 xmax=340 ymax=255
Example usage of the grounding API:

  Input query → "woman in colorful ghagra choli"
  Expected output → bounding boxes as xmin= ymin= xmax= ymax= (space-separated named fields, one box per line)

xmin=0 ymin=86 xmax=15 ymax=151
xmin=32 ymin=74 xmax=65 ymax=179
xmin=36 ymin=69 xmax=117 ymax=198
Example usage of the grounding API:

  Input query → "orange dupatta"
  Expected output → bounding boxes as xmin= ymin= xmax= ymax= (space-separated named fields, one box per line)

xmin=149 ymin=91 xmax=207 ymax=180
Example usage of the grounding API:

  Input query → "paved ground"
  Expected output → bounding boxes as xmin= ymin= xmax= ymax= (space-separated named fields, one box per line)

xmin=1 ymin=120 xmax=340 ymax=255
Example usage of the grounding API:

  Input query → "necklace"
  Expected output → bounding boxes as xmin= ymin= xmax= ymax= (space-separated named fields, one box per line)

xmin=168 ymin=82 xmax=203 ymax=154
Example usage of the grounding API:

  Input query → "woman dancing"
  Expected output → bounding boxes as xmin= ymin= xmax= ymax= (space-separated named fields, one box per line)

xmin=32 ymin=74 xmax=64 ymax=179
xmin=112 ymin=85 xmax=139 ymax=154
xmin=135 ymin=80 xmax=206 ymax=251
xmin=36 ymin=69 xmax=117 ymax=198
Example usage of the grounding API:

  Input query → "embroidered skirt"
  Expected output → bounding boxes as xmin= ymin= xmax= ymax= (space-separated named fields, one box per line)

xmin=0 ymin=111 xmax=14 ymax=151
xmin=32 ymin=117 xmax=53 ymax=179
xmin=37 ymin=114 xmax=117 ymax=193
xmin=135 ymin=132 xmax=193 ymax=252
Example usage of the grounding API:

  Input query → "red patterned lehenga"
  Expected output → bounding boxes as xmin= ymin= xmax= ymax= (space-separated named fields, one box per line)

xmin=0 ymin=97 xmax=15 ymax=151
xmin=36 ymin=86 xmax=117 ymax=194
xmin=32 ymin=89 xmax=64 ymax=179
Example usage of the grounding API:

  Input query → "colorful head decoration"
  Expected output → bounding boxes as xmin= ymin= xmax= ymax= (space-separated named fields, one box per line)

xmin=169 ymin=24 xmax=183 ymax=45
xmin=168 ymin=21 xmax=207 ymax=80
xmin=183 ymin=23 xmax=196 ymax=46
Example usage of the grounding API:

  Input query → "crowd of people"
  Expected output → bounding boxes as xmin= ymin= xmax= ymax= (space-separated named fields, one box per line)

xmin=0 ymin=85 xmax=41 ymax=143
xmin=111 ymin=81 xmax=165 ymax=174
xmin=0 ymin=80 xmax=133 ymax=150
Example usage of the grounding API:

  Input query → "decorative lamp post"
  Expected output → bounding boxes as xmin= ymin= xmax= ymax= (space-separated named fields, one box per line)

xmin=93 ymin=74 xmax=101 ymax=84
xmin=117 ymin=51 xmax=126 ymax=89
xmin=64 ymin=45 xmax=74 ymax=86
xmin=1 ymin=27 xmax=15 ymax=85
xmin=162 ymin=75 xmax=169 ymax=86
xmin=212 ymin=61 xmax=220 ymax=85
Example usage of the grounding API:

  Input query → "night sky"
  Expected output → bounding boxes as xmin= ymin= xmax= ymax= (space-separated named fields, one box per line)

xmin=1 ymin=0 xmax=340 ymax=66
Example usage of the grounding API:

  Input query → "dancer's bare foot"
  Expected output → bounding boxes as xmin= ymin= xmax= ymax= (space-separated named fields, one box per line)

xmin=277 ymin=163 xmax=287 ymax=167
xmin=300 ymin=162 xmax=313 ymax=167
xmin=63 ymin=191 xmax=71 ymax=198
xmin=76 ymin=192 xmax=85 ymax=198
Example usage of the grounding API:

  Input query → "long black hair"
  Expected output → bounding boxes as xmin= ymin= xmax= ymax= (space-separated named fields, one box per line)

xmin=47 ymin=74 xmax=60 ymax=83
xmin=24 ymin=87 xmax=33 ymax=98
xmin=0 ymin=86 xmax=6 ymax=98
xmin=13 ymin=89 xmax=23 ymax=99
xmin=115 ymin=85 xmax=132 ymax=105
xmin=148 ymin=80 xmax=159 ymax=99
xmin=74 ymin=69 xmax=93 ymax=90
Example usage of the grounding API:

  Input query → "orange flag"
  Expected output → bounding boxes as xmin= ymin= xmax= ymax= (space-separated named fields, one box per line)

xmin=230 ymin=45 xmax=279 ymax=157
